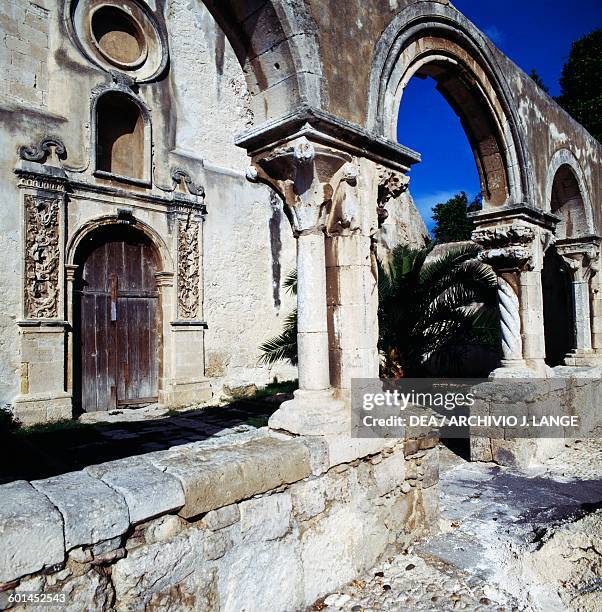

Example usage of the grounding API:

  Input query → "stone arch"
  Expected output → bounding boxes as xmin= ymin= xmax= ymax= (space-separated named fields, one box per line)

xmin=367 ymin=1 xmax=531 ymax=208
xmin=199 ymin=0 xmax=325 ymax=123
xmin=545 ymin=148 xmax=595 ymax=238
xmin=66 ymin=215 xmax=174 ymax=274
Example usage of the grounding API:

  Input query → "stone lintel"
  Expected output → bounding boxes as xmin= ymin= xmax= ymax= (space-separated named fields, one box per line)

xmin=469 ymin=203 xmax=561 ymax=231
xmin=235 ymin=104 xmax=420 ymax=172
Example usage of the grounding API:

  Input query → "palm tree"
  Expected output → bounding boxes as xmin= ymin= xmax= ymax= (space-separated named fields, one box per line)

xmin=259 ymin=270 xmax=298 ymax=366
xmin=378 ymin=243 xmax=498 ymax=377
xmin=259 ymin=243 xmax=499 ymax=376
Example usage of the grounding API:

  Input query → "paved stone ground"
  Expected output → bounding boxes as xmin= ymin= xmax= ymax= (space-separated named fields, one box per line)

xmin=314 ymin=440 xmax=602 ymax=612
xmin=1 ymin=396 xmax=285 ymax=484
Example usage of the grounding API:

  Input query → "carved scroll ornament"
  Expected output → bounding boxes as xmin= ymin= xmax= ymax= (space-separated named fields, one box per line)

xmin=177 ymin=220 xmax=200 ymax=319
xmin=24 ymin=194 xmax=60 ymax=319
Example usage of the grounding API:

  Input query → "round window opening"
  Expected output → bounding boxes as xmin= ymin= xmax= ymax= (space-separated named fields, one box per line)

xmin=90 ymin=5 xmax=148 ymax=69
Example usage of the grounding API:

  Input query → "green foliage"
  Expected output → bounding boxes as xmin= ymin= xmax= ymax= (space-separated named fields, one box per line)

xmin=378 ymin=243 xmax=498 ymax=376
xmin=259 ymin=245 xmax=499 ymax=377
xmin=556 ymin=29 xmax=602 ymax=142
xmin=258 ymin=270 xmax=298 ymax=366
xmin=431 ymin=192 xmax=481 ymax=243
xmin=529 ymin=68 xmax=550 ymax=94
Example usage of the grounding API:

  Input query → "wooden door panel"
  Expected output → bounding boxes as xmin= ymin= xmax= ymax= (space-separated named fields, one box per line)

xmin=78 ymin=228 xmax=159 ymax=412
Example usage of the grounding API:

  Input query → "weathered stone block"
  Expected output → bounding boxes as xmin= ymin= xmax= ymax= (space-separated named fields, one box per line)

xmin=149 ymin=437 xmax=310 ymax=519
xmin=371 ymin=451 xmax=406 ymax=495
xmin=290 ymin=478 xmax=327 ymax=521
xmin=419 ymin=448 xmax=439 ymax=488
xmin=301 ymin=507 xmax=365 ymax=603
xmin=218 ymin=538 xmax=303 ymax=612
xmin=204 ymin=527 xmax=236 ymax=560
xmin=0 ymin=480 xmax=64 ymax=584
xmin=85 ymin=458 xmax=185 ymax=524
xmin=203 ymin=504 xmax=240 ymax=531
xmin=112 ymin=529 xmax=214 ymax=610
xmin=239 ymin=492 xmax=292 ymax=542
xmin=404 ymin=434 xmax=439 ymax=457
xmin=32 ymin=471 xmax=129 ymax=550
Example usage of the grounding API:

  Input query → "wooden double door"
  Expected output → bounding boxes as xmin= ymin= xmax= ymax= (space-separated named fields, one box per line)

xmin=75 ymin=226 xmax=160 ymax=412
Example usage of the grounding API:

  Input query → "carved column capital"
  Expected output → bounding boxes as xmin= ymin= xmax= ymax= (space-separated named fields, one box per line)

xmin=472 ymin=222 xmax=554 ymax=272
xmin=246 ymin=136 xmax=352 ymax=235
xmin=376 ymin=165 xmax=409 ymax=226
xmin=556 ymin=240 xmax=600 ymax=283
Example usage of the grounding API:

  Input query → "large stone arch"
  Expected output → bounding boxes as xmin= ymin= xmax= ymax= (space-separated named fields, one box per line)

xmin=366 ymin=1 xmax=532 ymax=208
xmin=545 ymin=148 xmax=596 ymax=238
xmin=199 ymin=0 xmax=325 ymax=123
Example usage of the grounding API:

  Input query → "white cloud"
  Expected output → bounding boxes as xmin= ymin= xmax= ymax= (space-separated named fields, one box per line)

xmin=483 ymin=25 xmax=504 ymax=45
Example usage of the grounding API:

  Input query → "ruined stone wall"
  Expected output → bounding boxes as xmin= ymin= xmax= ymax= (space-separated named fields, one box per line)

xmin=0 ymin=432 xmax=439 ymax=611
xmin=470 ymin=368 xmax=602 ymax=468
xmin=0 ymin=0 xmax=300 ymax=411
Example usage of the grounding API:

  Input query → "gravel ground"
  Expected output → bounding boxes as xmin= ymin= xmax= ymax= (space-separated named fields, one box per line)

xmin=313 ymin=440 xmax=602 ymax=612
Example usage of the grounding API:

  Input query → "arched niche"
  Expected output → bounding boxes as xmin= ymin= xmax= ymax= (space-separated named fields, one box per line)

xmin=94 ymin=90 xmax=151 ymax=184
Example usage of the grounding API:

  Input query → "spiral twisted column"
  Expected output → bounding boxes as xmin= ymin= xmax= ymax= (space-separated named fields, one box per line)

xmin=497 ymin=274 xmax=523 ymax=364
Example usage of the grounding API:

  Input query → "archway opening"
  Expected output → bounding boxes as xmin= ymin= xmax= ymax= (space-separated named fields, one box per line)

xmin=73 ymin=224 xmax=161 ymax=414
xmin=397 ymin=60 xmax=510 ymax=212
xmin=96 ymin=92 xmax=146 ymax=180
xmin=542 ymin=248 xmax=574 ymax=366
xmin=395 ymin=69 xmax=502 ymax=380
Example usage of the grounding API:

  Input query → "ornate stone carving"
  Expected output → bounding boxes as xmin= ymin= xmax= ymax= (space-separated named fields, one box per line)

xmin=246 ymin=136 xmax=352 ymax=235
xmin=326 ymin=162 xmax=361 ymax=236
xmin=19 ymin=137 xmax=66 ymax=164
xmin=24 ymin=194 xmax=61 ymax=319
xmin=472 ymin=222 xmax=554 ymax=271
xmin=497 ymin=274 xmax=522 ymax=362
xmin=171 ymin=168 xmax=205 ymax=197
xmin=376 ymin=166 xmax=409 ymax=226
xmin=556 ymin=240 xmax=600 ymax=283
xmin=177 ymin=220 xmax=200 ymax=319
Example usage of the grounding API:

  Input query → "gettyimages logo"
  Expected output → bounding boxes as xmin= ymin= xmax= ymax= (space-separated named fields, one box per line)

xmin=351 ymin=378 xmax=597 ymax=439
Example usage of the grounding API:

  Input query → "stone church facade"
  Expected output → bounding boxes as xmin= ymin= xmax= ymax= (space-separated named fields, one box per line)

xmin=0 ymin=0 xmax=427 ymax=423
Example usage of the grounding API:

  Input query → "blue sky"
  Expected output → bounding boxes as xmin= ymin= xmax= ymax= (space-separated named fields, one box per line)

xmin=396 ymin=0 xmax=601 ymax=232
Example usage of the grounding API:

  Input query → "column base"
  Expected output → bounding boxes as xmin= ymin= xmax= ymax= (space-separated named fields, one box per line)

xmin=563 ymin=349 xmax=602 ymax=367
xmin=268 ymin=388 xmax=349 ymax=436
xmin=12 ymin=392 xmax=72 ymax=426
xmin=489 ymin=359 xmax=554 ymax=379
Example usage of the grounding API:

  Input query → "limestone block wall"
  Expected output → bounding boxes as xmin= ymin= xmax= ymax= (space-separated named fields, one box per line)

xmin=0 ymin=432 xmax=439 ymax=611
xmin=202 ymin=169 xmax=297 ymax=391
xmin=469 ymin=368 xmax=602 ymax=468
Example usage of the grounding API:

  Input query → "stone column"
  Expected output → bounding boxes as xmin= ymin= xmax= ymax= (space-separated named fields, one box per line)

xmin=325 ymin=159 xmax=388 ymax=396
xmin=557 ymin=238 xmax=600 ymax=366
xmin=473 ymin=221 xmax=555 ymax=377
xmin=247 ymin=136 xmax=354 ymax=435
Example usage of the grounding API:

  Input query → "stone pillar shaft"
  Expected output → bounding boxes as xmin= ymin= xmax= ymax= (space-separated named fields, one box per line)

xmin=519 ymin=269 xmax=547 ymax=368
xmin=296 ymin=231 xmax=331 ymax=391
xmin=496 ymin=273 xmax=524 ymax=365
xmin=572 ymin=279 xmax=592 ymax=351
